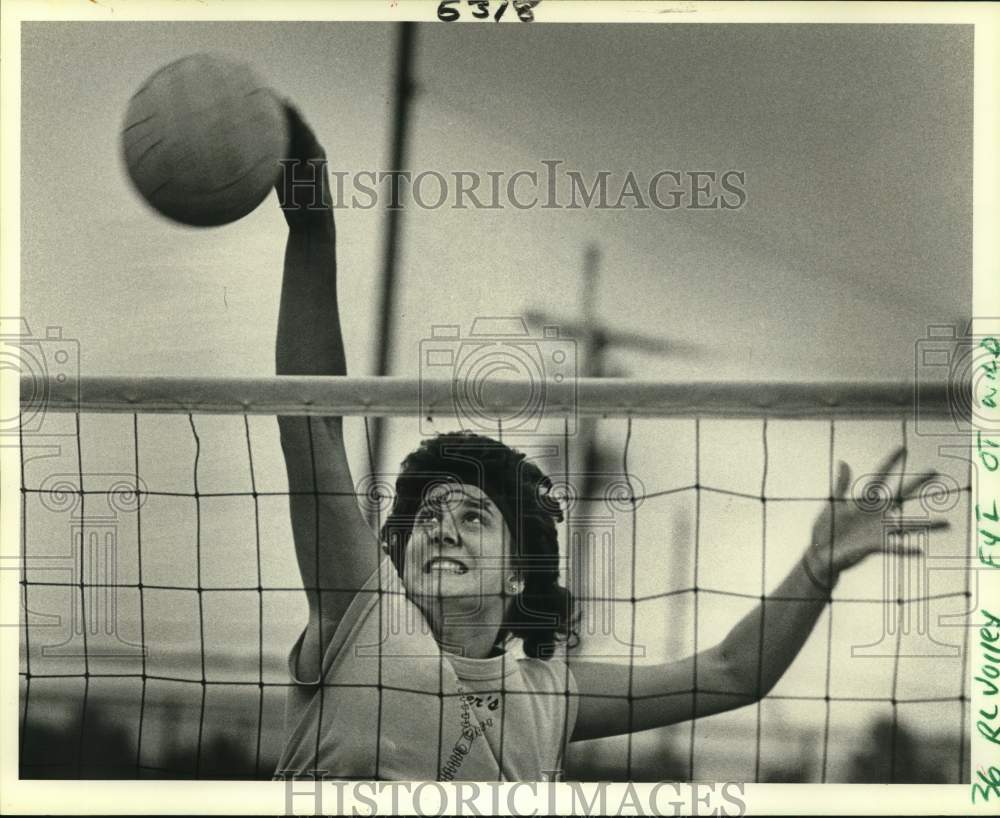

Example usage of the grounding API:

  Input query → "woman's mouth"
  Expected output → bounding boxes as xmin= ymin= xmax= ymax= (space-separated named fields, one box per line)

xmin=424 ymin=557 xmax=469 ymax=575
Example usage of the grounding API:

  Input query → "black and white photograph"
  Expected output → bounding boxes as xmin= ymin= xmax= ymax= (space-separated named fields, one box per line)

xmin=3 ymin=1 xmax=999 ymax=815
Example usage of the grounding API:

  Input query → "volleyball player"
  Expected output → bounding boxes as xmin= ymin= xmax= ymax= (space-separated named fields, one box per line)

xmin=271 ymin=106 xmax=947 ymax=781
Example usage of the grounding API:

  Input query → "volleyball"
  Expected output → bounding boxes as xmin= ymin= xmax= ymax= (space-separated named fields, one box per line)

xmin=121 ymin=53 xmax=289 ymax=227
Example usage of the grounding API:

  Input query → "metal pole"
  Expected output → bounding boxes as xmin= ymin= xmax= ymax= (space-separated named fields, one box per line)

xmin=577 ymin=246 xmax=603 ymax=646
xmin=369 ymin=22 xmax=416 ymax=516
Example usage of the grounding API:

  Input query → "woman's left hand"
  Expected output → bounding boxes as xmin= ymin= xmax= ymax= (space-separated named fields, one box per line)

xmin=806 ymin=446 xmax=951 ymax=587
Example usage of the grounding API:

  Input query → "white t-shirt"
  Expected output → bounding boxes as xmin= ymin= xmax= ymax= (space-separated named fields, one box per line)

xmin=275 ymin=557 xmax=578 ymax=781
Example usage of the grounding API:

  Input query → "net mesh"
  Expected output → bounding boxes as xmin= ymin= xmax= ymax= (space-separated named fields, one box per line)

xmin=17 ymin=378 xmax=971 ymax=782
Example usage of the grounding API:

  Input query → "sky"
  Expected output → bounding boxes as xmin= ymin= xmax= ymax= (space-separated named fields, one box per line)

xmin=21 ymin=22 xmax=971 ymax=384
xmin=17 ymin=21 xmax=974 ymax=779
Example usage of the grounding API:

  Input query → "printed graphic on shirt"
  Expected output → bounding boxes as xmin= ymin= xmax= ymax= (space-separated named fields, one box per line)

xmin=440 ymin=685 xmax=504 ymax=780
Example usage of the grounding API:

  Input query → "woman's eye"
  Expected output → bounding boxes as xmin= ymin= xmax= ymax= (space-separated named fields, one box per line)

xmin=464 ymin=511 xmax=483 ymax=524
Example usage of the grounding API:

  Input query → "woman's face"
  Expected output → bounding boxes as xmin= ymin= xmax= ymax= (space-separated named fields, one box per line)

xmin=401 ymin=481 xmax=514 ymax=602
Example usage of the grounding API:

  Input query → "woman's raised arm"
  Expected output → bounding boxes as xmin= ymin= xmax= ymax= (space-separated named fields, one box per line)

xmin=275 ymin=105 xmax=381 ymax=682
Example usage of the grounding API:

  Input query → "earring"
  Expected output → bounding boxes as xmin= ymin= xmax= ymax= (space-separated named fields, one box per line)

xmin=507 ymin=576 xmax=522 ymax=594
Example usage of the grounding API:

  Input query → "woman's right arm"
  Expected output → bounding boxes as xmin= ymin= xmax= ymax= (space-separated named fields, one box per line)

xmin=275 ymin=106 xmax=381 ymax=682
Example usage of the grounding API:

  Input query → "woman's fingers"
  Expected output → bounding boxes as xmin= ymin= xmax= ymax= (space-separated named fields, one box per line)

xmin=884 ymin=520 xmax=951 ymax=534
xmin=856 ymin=449 xmax=949 ymax=509
xmin=283 ymin=99 xmax=305 ymax=129
xmin=898 ymin=470 xmax=940 ymax=502
xmin=874 ymin=445 xmax=907 ymax=478
xmin=274 ymin=101 xmax=333 ymax=225
xmin=281 ymin=101 xmax=326 ymax=161
xmin=850 ymin=521 xmax=950 ymax=561
xmin=834 ymin=460 xmax=852 ymax=499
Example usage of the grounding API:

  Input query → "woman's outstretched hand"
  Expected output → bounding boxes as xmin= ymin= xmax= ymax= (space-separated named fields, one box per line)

xmin=805 ymin=446 xmax=950 ymax=589
xmin=275 ymin=102 xmax=334 ymax=233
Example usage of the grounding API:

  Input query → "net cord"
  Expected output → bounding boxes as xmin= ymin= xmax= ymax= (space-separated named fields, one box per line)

xmin=21 ymin=375 xmax=955 ymax=419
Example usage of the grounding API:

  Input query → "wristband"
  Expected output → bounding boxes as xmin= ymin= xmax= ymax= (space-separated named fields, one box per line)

xmin=801 ymin=551 xmax=836 ymax=594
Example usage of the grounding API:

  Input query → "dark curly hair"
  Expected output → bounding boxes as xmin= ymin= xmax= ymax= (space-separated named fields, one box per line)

xmin=379 ymin=431 xmax=578 ymax=660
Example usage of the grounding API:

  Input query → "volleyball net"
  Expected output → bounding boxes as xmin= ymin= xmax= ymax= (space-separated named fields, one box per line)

xmin=15 ymin=374 xmax=972 ymax=782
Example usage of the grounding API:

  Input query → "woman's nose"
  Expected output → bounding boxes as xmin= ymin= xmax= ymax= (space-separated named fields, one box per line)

xmin=432 ymin=513 xmax=459 ymax=547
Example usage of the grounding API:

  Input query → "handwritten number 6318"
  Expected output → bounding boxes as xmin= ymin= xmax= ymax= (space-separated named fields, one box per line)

xmin=438 ymin=0 xmax=541 ymax=22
